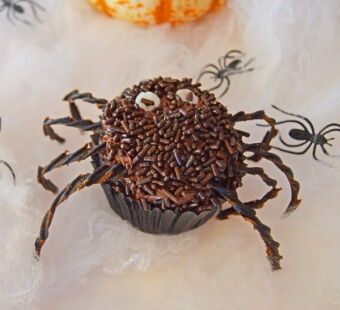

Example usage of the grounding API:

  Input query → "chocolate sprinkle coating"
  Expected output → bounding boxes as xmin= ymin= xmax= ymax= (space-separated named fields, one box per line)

xmin=99 ymin=77 xmax=244 ymax=213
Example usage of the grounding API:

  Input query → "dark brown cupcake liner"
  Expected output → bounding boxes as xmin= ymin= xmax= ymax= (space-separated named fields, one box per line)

xmin=91 ymin=156 xmax=217 ymax=235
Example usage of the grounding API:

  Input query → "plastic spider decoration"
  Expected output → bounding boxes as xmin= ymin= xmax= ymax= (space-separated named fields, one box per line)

xmin=268 ymin=105 xmax=340 ymax=166
xmin=35 ymin=77 xmax=301 ymax=271
xmin=0 ymin=118 xmax=16 ymax=183
xmin=197 ymin=50 xmax=254 ymax=98
xmin=0 ymin=0 xmax=44 ymax=26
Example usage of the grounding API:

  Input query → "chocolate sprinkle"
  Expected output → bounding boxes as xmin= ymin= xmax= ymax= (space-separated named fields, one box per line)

xmin=100 ymin=77 xmax=244 ymax=214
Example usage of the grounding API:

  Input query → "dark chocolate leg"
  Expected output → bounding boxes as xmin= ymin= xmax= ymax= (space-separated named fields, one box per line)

xmin=37 ymin=142 xmax=106 ymax=193
xmin=43 ymin=116 xmax=102 ymax=143
xmin=63 ymin=90 xmax=108 ymax=122
xmin=215 ymin=167 xmax=281 ymax=218
xmin=35 ymin=163 xmax=121 ymax=256
xmin=214 ymin=188 xmax=282 ymax=271
xmin=255 ymin=150 xmax=301 ymax=216
xmin=233 ymin=110 xmax=278 ymax=162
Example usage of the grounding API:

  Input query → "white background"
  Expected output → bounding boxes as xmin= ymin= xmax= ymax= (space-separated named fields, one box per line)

xmin=0 ymin=1 xmax=339 ymax=309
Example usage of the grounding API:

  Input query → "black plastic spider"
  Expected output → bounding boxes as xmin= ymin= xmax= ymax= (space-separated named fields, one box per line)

xmin=0 ymin=118 xmax=15 ymax=184
xmin=0 ymin=0 xmax=44 ymax=25
xmin=269 ymin=105 xmax=340 ymax=165
xmin=197 ymin=50 xmax=254 ymax=98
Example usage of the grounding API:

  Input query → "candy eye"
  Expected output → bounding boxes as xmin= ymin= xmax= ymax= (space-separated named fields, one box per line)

xmin=135 ymin=91 xmax=161 ymax=110
xmin=176 ymin=89 xmax=199 ymax=104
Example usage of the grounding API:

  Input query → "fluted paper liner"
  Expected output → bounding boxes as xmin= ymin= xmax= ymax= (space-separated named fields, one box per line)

xmin=92 ymin=156 xmax=217 ymax=234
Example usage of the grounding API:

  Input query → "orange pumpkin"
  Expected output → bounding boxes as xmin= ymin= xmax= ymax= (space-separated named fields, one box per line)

xmin=88 ymin=0 xmax=227 ymax=25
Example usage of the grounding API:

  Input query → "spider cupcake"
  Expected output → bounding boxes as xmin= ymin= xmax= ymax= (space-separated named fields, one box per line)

xmin=36 ymin=77 xmax=301 ymax=271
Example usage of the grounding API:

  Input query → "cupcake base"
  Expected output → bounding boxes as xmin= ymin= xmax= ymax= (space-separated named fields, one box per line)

xmin=91 ymin=156 xmax=218 ymax=235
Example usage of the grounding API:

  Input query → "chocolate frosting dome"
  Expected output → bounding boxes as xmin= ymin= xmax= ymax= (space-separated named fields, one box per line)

xmin=99 ymin=77 xmax=245 ymax=213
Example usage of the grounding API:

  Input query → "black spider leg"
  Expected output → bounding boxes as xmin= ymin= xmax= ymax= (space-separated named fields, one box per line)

xmin=0 ymin=159 xmax=16 ymax=184
xmin=217 ymin=167 xmax=281 ymax=218
xmin=196 ymin=64 xmax=220 ymax=83
xmin=232 ymin=110 xmax=278 ymax=161
xmin=269 ymin=119 xmax=313 ymax=154
xmin=5 ymin=3 xmax=17 ymax=25
xmin=271 ymin=104 xmax=315 ymax=135
xmin=218 ymin=50 xmax=241 ymax=70
xmin=221 ymin=50 xmax=243 ymax=68
xmin=222 ymin=51 xmax=254 ymax=74
xmin=11 ymin=1 xmax=32 ymax=26
xmin=218 ymin=52 xmax=254 ymax=98
xmin=37 ymin=141 xmax=107 ymax=193
xmin=253 ymin=150 xmax=301 ymax=216
xmin=43 ymin=116 xmax=103 ymax=144
xmin=213 ymin=186 xmax=282 ymax=271
xmin=217 ymin=76 xmax=230 ymax=99
xmin=314 ymin=124 xmax=340 ymax=160
xmin=35 ymin=163 xmax=122 ymax=256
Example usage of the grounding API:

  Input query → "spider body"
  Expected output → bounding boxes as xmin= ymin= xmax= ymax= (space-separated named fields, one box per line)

xmin=197 ymin=50 xmax=254 ymax=98
xmin=0 ymin=0 xmax=44 ymax=25
xmin=35 ymin=77 xmax=301 ymax=271
xmin=271 ymin=105 xmax=340 ymax=164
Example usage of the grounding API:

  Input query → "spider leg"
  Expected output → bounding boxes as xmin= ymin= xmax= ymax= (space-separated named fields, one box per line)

xmin=278 ymin=135 xmax=308 ymax=148
xmin=208 ymin=77 xmax=224 ymax=93
xmin=223 ymin=50 xmax=243 ymax=69
xmin=37 ymin=141 xmax=106 ymax=193
xmin=63 ymin=90 xmax=108 ymax=122
xmin=318 ymin=123 xmax=340 ymax=135
xmin=43 ymin=116 xmax=103 ymax=143
xmin=35 ymin=163 xmax=122 ymax=256
xmin=217 ymin=76 xmax=230 ymax=98
xmin=0 ymin=159 xmax=16 ymax=184
xmin=319 ymin=144 xmax=340 ymax=158
xmin=17 ymin=0 xmax=45 ymax=23
xmin=6 ymin=5 xmax=16 ymax=25
xmin=196 ymin=69 xmax=218 ymax=84
xmin=242 ymin=58 xmax=255 ymax=70
xmin=258 ymin=119 xmax=312 ymax=150
xmin=199 ymin=63 xmax=220 ymax=73
xmin=272 ymin=105 xmax=315 ymax=135
xmin=272 ymin=142 xmax=312 ymax=155
xmin=216 ymin=167 xmax=281 ymax=218
xmin=319 ymin=128 xmax=340 ymax=158
xmin=254 ymin=150 xmax=301 ymax=216
xmin=214 ymin=187 xmax=282 ymax=271
xmin=233 ymin=110 xmax=278 ymax=161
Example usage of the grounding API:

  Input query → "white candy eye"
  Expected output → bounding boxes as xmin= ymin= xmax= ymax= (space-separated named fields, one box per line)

xmin=176 ymin=89 xmax=199 ymax=104
xmin=135 ymin=91 xmax=161 ymax=110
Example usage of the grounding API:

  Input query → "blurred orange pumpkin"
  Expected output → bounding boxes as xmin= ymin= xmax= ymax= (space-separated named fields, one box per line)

xmin=88 ymin=0 xmax=227 ymax=25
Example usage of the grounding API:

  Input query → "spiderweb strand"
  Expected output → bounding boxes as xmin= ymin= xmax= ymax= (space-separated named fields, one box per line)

xmin=37 ymin=141 xmax=106 ymax=193
xmin=35 ymin=163 xmax=121 ymax=256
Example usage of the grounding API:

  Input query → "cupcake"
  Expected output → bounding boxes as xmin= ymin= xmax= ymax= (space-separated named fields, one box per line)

xmin=36 ymin=77 xmax=301 ymax=270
